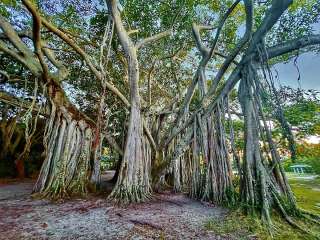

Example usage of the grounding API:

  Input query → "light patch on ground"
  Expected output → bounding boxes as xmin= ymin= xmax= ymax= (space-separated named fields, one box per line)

xmin=0 ymin=180 xmax=230 ymax=240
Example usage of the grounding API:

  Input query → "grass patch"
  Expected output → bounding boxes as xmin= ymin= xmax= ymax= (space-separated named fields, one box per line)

xmin=204 ymin=211 xmax=320 ymax=240
xmin=204 ymin=176 xmax=320 ymax=239
xmin=288 ymin=176 xmax=320 ymax=214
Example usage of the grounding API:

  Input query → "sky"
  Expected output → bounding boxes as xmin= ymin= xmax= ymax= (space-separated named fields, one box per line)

xmin=274 ymin=52 xmax=320 ymax=90
xmin=274 ymin=21 xmax=320 ymax=91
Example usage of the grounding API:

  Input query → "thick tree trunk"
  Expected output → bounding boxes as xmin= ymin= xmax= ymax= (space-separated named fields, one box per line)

xmin=107 ymin=47 xmax=151 ymax=202
xmin=190 ymin=120 xmax=202 ymax=198
xmin=107 ymin=0 xmax=152 ymax=203
xmin=196 ymin=66 xmax=233 ymax=203
xmin=106 ymin=49 xmax=151 ymax=202
xmin=33 ymin=82 xmax=95 ymax=199
xmin=200 ymin=110 xmax=233 ymax=204
xmin=108 ymin=102 xmax=151 ymax=202
xmin=238 ymin=63 xmax=297 ymax=225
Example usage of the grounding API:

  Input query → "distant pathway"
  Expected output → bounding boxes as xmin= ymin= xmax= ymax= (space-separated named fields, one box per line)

xmin=0 ymin=179 xmax=230 ymax=240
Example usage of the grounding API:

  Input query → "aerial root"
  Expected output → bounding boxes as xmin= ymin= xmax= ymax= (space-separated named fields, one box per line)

xmin=272 ymin=191 xmax=319 ymax=238
xmin=299 ymin=208 xmax=320 ymax=225
xmin=108 ymin=184 xmax=152 ymax=204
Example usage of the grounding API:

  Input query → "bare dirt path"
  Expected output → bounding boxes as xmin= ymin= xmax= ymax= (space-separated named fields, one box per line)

xmin=0 ymin=178 xmax=230 ymax=240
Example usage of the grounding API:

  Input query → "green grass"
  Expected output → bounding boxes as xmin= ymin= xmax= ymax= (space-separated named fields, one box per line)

xmin=205 ymin=211 xmax=320 ymax=240
xmin=204 ymin=211 xmax=263 ymax=239
xmin=288 ymin=175 xmax=320 ymax=215
xmin=204 ymin=175 xmax=320 ymax=239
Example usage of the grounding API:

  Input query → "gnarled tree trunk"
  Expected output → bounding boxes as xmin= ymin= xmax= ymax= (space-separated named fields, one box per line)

xmin=108 ymin=102 xmax=151 ymax=202
xmin=33 ymin=83 xmax=95 ymax=199
xmin=107 ymin=0 xmax=151 ymax=202
xmin=238 ymin=61 xmax=297 ymax=225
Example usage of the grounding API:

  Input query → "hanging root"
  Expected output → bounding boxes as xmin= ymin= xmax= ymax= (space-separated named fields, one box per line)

xmin=33 ymin=103 xmax=93 ymax=200
xmin=272 ymin=191 xmax=320 ymax=238
xmin=189 ymin=117 xmax=202 ymax=199
xmin=200 ymin=100 xmax=234 ymax=204
xmin=236 ymin=51 xmax=320 ymax=238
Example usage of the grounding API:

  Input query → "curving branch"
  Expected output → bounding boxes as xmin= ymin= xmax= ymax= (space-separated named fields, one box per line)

xmin=42 ymin=47 xmax=69 ymax=80
xmin=136 ymin=29 xmax=172 ymax=49
xmin=205 ymin=0 xmax=253 ymax=99
xmin=206 ymin=0 xmax=241 ymax=62
xmin=105 ymin=133 xmax=123 ymax=156
xmin=266 ymin=34 xmax=320 ymax=59
xmin=41 ymin=18 xmax=102 ymax=78
xmin=128 ymin=29 xmax=139 ymax=35
xmin=0 ymin=17 xmax=42 ymax=75
xmin=0 ymin=16 xmax=34 ymax=57
xmin=192 ymin=23 xmax=213 ymax=56
xmin=40 ymin=14 xmax=131 ymax=108
xmin=22 ymin=0 xmax=49 ymax=80
xmin=0 ymin=69 xmax=10 ymax=83
xmin=247 ymin=0 xmax=293 ymax=53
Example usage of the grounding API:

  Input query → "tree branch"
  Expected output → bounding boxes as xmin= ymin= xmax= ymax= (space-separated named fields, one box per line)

xmin=206 ymin=0 xmax=241 ymax=61
xmin=128 ymin=29 xmax=139 ymax=35
xmin=105 ymin=133 xmax=123 ymax=156
xmin=42 ymin=47 xmax=69 ymax=80
xmin=0 ymin=70 xmax=10 ymax=83
xmin=0 ymin=17 xmax=42 ymax=75
xmin=205 ymin=0 xmax=253 ymax=99
xmin=0 ymin=16 xmax=34 ymax=56
xmin=266 ymin=34 xmax=320 ymax=59
xmin=192 ymin=23 xmax=212 ymax=56
xmin=247 ymin=0 xmax=293 ymax=53
xmin=22 ymin=0 xmax=49 ymax=80
xmin=40 ymin=13 xmax=131 ymax=109
xmin=136 ymin=29 xmax=172 ymax=49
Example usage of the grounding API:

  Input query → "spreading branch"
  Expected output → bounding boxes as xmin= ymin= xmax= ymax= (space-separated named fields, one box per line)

xmin=0 ymin=90 xmax=47 ymax=116
xmin=136 ymin=29 xmax=172 ymax=49
xmin=22 ymin=0 xmax=49 ymax=80
xmin=205 ymin=0 xmax=253 ymax=99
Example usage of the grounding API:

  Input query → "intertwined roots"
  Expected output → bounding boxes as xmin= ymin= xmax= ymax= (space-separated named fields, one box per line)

xmin=33 ymin=104 xmax=92 ymax=199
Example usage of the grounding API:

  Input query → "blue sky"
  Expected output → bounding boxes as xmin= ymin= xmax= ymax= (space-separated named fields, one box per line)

xmin=274 ymin=21 xmax=320 ymax=90
xmin=275 ymin=52 xmax=320 ymax=90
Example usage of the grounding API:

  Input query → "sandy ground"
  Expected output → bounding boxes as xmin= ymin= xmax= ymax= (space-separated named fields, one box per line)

xmin=0 ymin=174 xmax=231 ymax=240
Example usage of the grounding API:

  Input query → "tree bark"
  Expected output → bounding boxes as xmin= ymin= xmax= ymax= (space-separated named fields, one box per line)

xmin=107 ymin=0 xmax=151 ymax=203
xmin=33 ymin=83 xmax=95 ymax=199
xmin=238 ymin=62 xmax=296 ymax=225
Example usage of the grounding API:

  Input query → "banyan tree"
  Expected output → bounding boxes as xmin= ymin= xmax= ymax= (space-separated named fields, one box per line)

xmin=1 ymin=0 xmax=320 ymax=233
